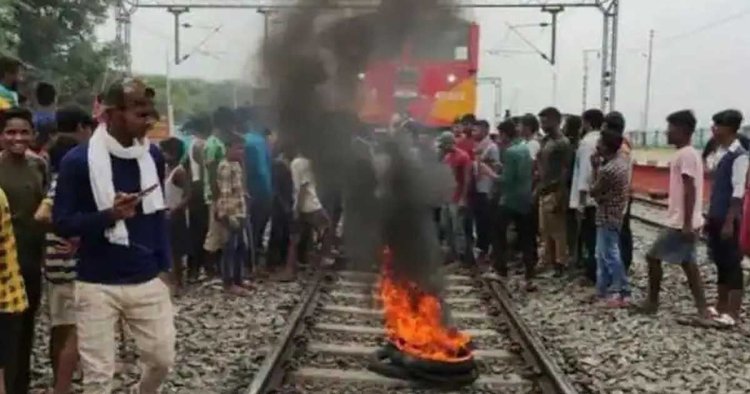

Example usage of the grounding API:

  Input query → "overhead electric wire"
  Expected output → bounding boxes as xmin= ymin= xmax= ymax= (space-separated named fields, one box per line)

xmin=180 ymin=24 xmax=223 ymax=62
xmin=621 ymin=6 xmax=750 ymax=54
xmin=659 ymin=6 xmax=750 ymax=45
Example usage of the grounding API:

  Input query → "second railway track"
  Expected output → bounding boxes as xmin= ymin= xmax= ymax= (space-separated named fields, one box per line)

xmin=248 ymin=267 xmax=577 ymax=394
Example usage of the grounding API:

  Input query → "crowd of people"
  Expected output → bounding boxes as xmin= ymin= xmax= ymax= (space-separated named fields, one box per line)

xmin=434 ymin=107 xmax=748 ymax=325
xmin=0 ymin=55 xmax=343 ymax=393
xmin=0 ymin=52 xmax=748 ymax=394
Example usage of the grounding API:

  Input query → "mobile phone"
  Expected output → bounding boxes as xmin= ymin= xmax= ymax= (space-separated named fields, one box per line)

xmin=137 ymin=184 xmax=159 ymax=198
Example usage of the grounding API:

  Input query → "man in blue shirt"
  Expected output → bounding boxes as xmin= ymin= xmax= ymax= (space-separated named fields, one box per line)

xmin=53 ymin=79 xmax=175 ymax=393
xmin=237 ymin=107 xmax=273 ymax=270
xmin=32 ymin=82 xmax=57 ymax=152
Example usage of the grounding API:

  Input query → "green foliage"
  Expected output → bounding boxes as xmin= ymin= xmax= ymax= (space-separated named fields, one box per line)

xmin=141 ymin=75 xmax=256 ymax=123
xmin=0 ymin=0 xmax=18 ymax=53
xmin=6 ymin=0 xmax=113 ymax=106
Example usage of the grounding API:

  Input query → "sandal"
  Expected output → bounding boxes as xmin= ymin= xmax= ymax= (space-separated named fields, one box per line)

xmin=712 ymin=313 xmax=736 ymax=327
xmin=707 ymin=307 xmax=720 ymax=319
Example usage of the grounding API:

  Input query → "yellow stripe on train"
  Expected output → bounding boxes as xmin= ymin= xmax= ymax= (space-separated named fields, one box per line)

xmin=429 ymin=76 xmax=477 ymax=125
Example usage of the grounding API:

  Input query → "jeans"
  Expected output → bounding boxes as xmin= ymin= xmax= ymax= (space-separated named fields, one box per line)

xmin=596 ymin=224 xmax=630 ymax=298
xmin=493 ymin=206 xmax=535 ymax=279
xmin=620 ymin=198 xmax=633 ymax=272
xmin=222 ymin=224 xmax=249 ymax=286
xmin=441 ymin=203 xmax=474 ymax=263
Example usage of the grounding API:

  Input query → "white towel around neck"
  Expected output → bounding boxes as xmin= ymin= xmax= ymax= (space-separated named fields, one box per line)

xmin=88 ymin=124 xmax=165 ymax=246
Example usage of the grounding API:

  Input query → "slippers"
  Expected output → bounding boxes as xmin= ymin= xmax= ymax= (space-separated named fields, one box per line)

xmin=676 ymin=315 xmax=721 ymax=328
xmin=712 ymin=314 xmax=737 ymax=328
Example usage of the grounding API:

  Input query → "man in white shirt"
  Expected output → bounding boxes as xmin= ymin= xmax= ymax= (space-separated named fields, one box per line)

xmin=290 ymin=153 xmax=334 ymax=267
xmin=570 ymin=109 xmax=604 ymax=282
xmin=639 ymin=110 xmax=709 ymax=320
xmin=703 ymin=109 xmax=748 ymax=325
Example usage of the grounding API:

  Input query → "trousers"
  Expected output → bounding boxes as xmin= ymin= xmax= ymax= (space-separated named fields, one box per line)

xmin=441 ymin=204 xmax=474 ymax=263
xmin=472 ymin=193 xmax=492 ymax=254
xmin=8 ymin=268 xmax=41 ymax=394
xmin=493 ymin=206 xmax=535 ymax=279
xmin=539 ymin=194 xmax=568 ymax=265
xmin=596 ymin=224 xmax=631 ymax=298
xmin=75 ymin=278 xmax=175 ymax=394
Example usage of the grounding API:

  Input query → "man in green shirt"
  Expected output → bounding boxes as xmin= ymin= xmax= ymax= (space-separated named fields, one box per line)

xmin=486 ymin=120 xmax=535 ymax=290
xmin=537 ymin=107 xmax=573 ymax=277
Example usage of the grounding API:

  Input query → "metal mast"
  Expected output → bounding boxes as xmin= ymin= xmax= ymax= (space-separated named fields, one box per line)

xmin=122 ymin=0 xmax=620 ymax=109
xmin=643 ymin=29 xmax=654 ymax=131
xmin=599 ymin=0 xmax=618 ymax=112
xmin=114 ymin=0 xmax=134 ymax=73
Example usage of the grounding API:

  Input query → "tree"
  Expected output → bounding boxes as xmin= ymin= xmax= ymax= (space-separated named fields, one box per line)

xmin=0 ymin=0 xmax=19 ymax=54
xmin=142 ymin=75 xmax=258 ymax=124
xmin=12 ymin=0 xmax=113 ymax=105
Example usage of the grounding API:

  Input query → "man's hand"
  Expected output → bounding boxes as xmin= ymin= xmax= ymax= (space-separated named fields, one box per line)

xmin=590 ymin=153 xmax=602 ymax=169
xmin=721 ymin=220 xmax=735 ymax=240
xmin=228 ymin=216 xmax=241 ymax=230
xmin=110 ymin=193 xmax=139 ymax=221
xmin=58 ymin=238 xmax=80 ymax=256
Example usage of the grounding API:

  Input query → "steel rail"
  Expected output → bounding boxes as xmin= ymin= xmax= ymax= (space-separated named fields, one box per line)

xmin=630 ymin=213 xmax=667 ymax=230
xmin=246 ymin=270 xmax=327 ymax=394
xmin=630 ymin=216 xmax=708 ymax=241
xmin=631 ymin=194 xmax=668 ymax=209
xmin=481 ymin=276 xmax=578 ymax=394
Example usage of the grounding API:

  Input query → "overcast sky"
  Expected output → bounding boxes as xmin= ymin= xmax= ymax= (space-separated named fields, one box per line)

xmin=97 ymin=0 xmax=750 ymax=130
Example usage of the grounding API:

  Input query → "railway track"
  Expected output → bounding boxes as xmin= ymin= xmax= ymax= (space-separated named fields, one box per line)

xmin=630 ymin=195 xmax=669 ymax=229
xmin=248 ymin=267 xmax=577 ymax=394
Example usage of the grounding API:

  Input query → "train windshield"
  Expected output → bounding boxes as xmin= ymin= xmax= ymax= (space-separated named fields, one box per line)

xmin=412 ymin=24 xmax=470 ymax=61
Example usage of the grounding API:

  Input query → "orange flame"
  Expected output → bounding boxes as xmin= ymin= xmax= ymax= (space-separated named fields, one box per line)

xmin=378 ymin=248 xmax=473 ymax=363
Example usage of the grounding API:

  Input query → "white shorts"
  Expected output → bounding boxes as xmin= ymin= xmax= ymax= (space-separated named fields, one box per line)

xmin=47 ymin=282 xmax=76 ymax=327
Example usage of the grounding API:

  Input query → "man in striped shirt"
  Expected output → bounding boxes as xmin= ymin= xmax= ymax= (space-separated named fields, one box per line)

xmin=34 ymin=106 xmax=92 ymax=394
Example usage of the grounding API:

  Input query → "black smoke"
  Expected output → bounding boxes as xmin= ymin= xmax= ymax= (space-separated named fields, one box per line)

xmin=262 ymin=0 xmax=457 ymax=296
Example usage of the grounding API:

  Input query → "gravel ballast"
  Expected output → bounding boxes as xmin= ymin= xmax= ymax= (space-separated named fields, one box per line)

xmin=30 ymin=276 xmax=308 ymax=393
xmin=506 ymin=221 xmax=750 ymax=393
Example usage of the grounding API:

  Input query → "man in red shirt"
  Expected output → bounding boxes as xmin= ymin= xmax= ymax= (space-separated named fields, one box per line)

xmin=454 ymin=114 xmax=476 ymax=160
xmin=438 ymin=131 xmax=474 ymax=264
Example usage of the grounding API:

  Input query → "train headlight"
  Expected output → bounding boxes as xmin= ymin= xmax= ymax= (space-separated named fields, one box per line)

xmin=447 ymin=73 xmax=457 ymax=84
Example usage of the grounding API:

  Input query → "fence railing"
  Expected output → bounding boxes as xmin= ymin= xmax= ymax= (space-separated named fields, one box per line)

xmin=626 ymin=129 xmax=712 ymax=149
xmin=627 ymin=126 xmax=750 ymax=150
